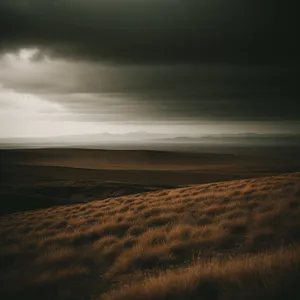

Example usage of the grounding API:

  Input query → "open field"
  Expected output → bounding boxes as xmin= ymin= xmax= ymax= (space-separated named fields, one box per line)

xmin=2 ymin=148 xmax=300 ymax=172
xmin=1 ymin=172 xmax=300 ymax=300
xmin=1 ymin=148 xmax=300 ymax=214
xmin=0 ymin=163 xmax=176 ymax=215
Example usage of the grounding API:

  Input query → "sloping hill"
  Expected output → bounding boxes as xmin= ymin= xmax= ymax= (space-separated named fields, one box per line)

xmin=1 ymin=173 xmax=300 ymax=300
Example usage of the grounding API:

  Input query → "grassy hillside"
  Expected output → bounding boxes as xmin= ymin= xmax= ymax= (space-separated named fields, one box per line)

xmin=1 ymin=173 xmax=300 ymax=299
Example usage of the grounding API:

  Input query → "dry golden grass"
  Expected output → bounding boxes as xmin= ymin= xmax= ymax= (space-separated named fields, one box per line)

xmin=0 ymin=172 xmax=300 ymax=300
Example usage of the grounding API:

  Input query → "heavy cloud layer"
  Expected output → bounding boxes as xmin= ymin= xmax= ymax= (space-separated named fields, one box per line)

xmin=0 ymin=0 xmax=298 ymax=64
xmin=1 ymin=56 xmax=298 ymax=122
xmin=0 ymin=0 xmax=299 ymax=133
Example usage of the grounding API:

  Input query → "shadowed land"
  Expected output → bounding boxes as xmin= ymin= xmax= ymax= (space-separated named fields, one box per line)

xmin=2 ymin=147 xmax=300 ymax=171
xmin=1 ymin=148 xmax=300 ymax=214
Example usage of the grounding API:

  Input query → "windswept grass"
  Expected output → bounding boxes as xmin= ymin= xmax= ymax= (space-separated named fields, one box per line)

xmin=0 ymin=172 xmax=300 ymax=300
xmin=103 ymin=245 xmax=300 ymax=300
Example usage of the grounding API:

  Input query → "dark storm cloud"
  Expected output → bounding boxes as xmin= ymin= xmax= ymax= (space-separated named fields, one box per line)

xmin=0 ymin=0 xmax=299 ymax=126
xmin=37 ymin=64 xmax=297 ymax=122
xmin=0 ymin=56 xmax=299 ymax=122
xmin=0 ymin=0 xmax=298 ymax=64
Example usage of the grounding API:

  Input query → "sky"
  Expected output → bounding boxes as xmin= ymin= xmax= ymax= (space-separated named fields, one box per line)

xmin=0 ymin=0 xmax=299 ymax=138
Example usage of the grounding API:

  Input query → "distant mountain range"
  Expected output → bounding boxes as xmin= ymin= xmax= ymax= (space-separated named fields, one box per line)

xmin=0 ymin=132 xmax=172 ymax=146
xmin=0 ymin=132 xmax=299 ymax=148
xmin=158 ymin=133 xmax=300 ymax=145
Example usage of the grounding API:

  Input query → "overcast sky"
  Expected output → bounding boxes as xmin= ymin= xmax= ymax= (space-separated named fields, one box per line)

xmin=0 ymin=0 xmax=299 ymax=138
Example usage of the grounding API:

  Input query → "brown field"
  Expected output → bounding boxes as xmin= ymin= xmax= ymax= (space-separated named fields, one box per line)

xmin=1 ymin=148 xmax=300 ymax=214
xmin=2 ymin=148 xmax=300 ymax=174
xmin=1 ymin=172 xmax=300 ymax=300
